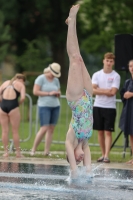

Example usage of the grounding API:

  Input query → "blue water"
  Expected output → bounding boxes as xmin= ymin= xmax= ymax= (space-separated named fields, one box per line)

xmin=0 ymin=162 xmax=133 ymax=200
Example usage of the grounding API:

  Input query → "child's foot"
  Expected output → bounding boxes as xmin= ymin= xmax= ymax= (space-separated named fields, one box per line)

xmin=65 ymin=4 xmax=80 ymax=25
xmin=69 ymin=4 xmax=80 ymax=18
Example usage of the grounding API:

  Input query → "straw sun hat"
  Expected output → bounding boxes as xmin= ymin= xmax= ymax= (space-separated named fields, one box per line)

xmin=44 ymin=63 xmax=61 ymax=78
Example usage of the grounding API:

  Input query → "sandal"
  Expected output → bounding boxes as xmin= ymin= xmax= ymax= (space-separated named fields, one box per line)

xmin=97 ymin=156 xmax=104 ymax=162
xmin=44 ymin=152 xmax=52 ymax=156
xmin=103 ymin=157 xmax=110 ymax=163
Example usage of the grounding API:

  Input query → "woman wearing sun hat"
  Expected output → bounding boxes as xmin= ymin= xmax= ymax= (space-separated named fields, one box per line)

xmin=31 ymin=62 xmax=61 ymax=156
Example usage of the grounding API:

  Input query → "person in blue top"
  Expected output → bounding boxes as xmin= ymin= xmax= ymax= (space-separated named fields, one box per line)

xmin=31 ymin=63 xmax=61 ymax=156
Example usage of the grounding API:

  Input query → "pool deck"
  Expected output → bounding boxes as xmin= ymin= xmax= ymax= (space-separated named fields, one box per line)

xmin=0 ymin=156 xmax=133 ymax=171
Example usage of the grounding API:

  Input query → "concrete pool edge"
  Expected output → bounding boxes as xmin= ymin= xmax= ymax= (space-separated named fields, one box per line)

xmin=0 ymin=156 xmax=133 ymax=170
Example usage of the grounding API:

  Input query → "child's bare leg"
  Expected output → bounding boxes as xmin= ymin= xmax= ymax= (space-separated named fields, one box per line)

xmin=82 ymin=62 xmax=93 ymax=95
xmin=66 ymin=5 xmax=80 ymax=55
xmin=66 ymin=5 xmax=92 ymax=98
xmin=66 ymin=5 xmax=84 ymax=102
xmin=73 ymin=12 xmax=92 ymax=96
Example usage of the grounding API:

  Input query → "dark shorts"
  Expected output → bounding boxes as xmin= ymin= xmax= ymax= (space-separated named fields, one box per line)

xmin=38 ymin=106 xmax=60 ymax=126
xmin=93 ymin=107 xmax=116 ymax=132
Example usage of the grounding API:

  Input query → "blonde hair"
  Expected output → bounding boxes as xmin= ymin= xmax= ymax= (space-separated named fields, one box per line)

xmin=10 ymin=73 xmax=26 ymax=84
xmin=104 ymin=52 xmax=115 ymax=60
xmin=43 ymin=67 xmax=50 ymax=74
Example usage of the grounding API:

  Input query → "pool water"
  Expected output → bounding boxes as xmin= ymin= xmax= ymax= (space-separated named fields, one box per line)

xmin=0 ymin=162 xmax=133 ymax=200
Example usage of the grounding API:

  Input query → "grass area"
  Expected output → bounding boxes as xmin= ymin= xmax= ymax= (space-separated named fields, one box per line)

xmin=0 ymin=97 xmax=132 ymax=163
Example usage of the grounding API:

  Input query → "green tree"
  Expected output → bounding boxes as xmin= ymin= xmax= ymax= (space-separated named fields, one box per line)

xmin=76 ymin=0 xmax=133 ymax=84
xmin=17 ymin=39 xmax=52 ymax=72
xmin=78 ymin=0 xmax=133 ymax=54
xmin=0 ymin=0 xmax=77 ymax=84
xmin=0 ymin=11 xmax=11 ymax=63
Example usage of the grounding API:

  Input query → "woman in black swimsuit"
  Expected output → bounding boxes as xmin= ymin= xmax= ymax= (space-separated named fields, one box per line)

xmin=0 ymin=73 xmax=26 ymax=157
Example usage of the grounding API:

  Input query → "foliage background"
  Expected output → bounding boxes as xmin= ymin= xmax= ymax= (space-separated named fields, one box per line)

xmin=0 ymin=0 xmax=133 ymax=97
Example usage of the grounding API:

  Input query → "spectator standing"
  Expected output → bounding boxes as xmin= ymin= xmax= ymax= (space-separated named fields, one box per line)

xmin=0 ymin=74 xmax=26 ymax=157
xmin=119 ymin=60 xmax=133 ymax=165
xmin=92 ymin=53 xmax=120 ymax=163
xmin=31 ymin=63 xmax=61 ymax=156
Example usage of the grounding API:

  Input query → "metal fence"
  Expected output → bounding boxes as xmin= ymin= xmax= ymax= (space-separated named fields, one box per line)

xmin=34 ymin=96 xmax=125 ymax=148
xmin=0 ymin=94 xmax=126 ymax=151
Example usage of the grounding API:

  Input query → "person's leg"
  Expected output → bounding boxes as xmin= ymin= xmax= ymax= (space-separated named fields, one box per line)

xmin=44 ymin=125 xmax=55 ymax=155
xmin=66 ymin=5 xmax=92 ymax=96
xmin=104 ymin=131 xmax=112 ymax=160
xmin=66 ymin=4 xmax=84 ymax=102
xmin=130 ymin=135 xmax=133 ymax=154
xmin=82 ymin=62 xmax=93 ymax=95
xmin=126 ymin=135 xmax=133 ymax=164
xmin=93 ymin=107 xmax=105 ymax=161
xmin=103 ymin=108 xmax=116 ymax=162
xmin=44 ymin=106 xmax=60 ymax=155
xmin=31 ymin=126 xmax=48 ymax=153
xmin=98 ymin=130 xmax=105 ymax=159
xmin=31 ymin=106 xmax=50 ymax=155
xmin=0 ymin=109 xmax=9 ymax=157
xmin=9 ymin=108 xmax=22 ymax=157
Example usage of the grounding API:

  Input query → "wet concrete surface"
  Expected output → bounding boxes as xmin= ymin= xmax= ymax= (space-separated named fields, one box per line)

xmin=0 ymin=156 xmax=133 ymax=170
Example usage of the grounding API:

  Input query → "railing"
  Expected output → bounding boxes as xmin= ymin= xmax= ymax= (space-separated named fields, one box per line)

xmin=0 ymin=94 xmax=125 ymax=151
xmin=35 ymin=96 xmax=125 ymax=148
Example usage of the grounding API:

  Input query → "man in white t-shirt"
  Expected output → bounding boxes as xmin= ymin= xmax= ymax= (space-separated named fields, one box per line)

xmin=92 ymin=52 xmax=120 ymax=163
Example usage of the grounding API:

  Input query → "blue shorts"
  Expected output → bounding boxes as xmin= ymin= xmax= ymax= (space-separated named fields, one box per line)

xmin=38 ymin=106 xmax=60 ymax=126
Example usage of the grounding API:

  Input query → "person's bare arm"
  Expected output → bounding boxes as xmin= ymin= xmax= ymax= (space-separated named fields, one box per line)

xmin=19 ymin=85 xmax=26 ymax=104
xmin=109 ymin=87 xmax=118 ymax=96
xmin=55 ymin=89 xmax=61 ymax=97
xmin=33 ymin=84 xmax=49 ymax=96
xmin=92 ymin=84 xmax=113 ymax=96
xmin=33 ymin=84 xmax=60 ymax=97
xmin=124 ymin=91 xmax=133 ymax=99
xmin=0 ymin=82 xmax=8 ymax=102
